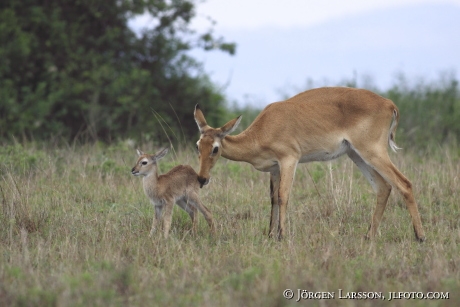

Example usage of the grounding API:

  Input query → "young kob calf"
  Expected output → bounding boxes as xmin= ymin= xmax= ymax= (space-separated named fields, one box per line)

xmin=131 ymin=148 xmax=215 ymax=238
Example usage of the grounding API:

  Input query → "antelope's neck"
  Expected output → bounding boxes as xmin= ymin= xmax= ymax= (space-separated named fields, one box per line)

xmin=142 ymin=168 xmax=159 ymax=193
xmin=221 ymin=132 xmax=259 ymax=164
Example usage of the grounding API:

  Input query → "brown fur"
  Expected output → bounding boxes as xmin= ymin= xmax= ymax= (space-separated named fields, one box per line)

xmin=131 ymin=148 xmax=215 ymax=238
xmin=194 ymin=87 xmax=425 ymax=241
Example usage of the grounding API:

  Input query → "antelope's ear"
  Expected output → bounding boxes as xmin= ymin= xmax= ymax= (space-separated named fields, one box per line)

xmin=194 ymin=104 xmax=208 ymax=133
xmin=220 ymin=115 xmax=242 ymax=138
xmin=153 ymin=147 xmax=169 ymax=161
xmin=136 ymin=149 xmax=144 ymax=156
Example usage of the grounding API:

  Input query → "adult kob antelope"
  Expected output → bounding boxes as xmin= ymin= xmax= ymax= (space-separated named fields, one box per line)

xmin=131 ymin=148 xmax=215 ymax=238
xmin=194 ymin=87 xmax=425 ymax=242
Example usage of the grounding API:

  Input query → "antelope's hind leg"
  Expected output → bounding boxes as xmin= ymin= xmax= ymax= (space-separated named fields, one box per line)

xmin=347 ymin=149 xmax=392 ymax=239
xmin=349 ymin=148 xmax=425 ymax=241
xmin=177 ymin=199 xmax=198 ymax=234
xmin=188 ymin=193 xmax=215 ymax=234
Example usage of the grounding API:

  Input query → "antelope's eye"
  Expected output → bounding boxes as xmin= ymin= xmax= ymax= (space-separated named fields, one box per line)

xmin=141 ymin=161 xmax=148 ymax=165
xmin=212 ymin=147 xmax=219 ymax=154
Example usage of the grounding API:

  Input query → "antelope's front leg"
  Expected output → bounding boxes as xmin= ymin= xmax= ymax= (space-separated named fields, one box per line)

xmin=150 ymin=204 xmax=163 ymax=237
xmin=277 ymin=159 xmax=298 ymax=240
xmin=162 ymin=200 xmax=175 ymax=239
xmin=268 ymin=170 xmax=280 ymax=238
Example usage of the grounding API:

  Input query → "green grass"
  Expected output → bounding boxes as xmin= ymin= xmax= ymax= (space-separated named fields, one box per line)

xmin=0 ymin=141 xmax=459 ymax=306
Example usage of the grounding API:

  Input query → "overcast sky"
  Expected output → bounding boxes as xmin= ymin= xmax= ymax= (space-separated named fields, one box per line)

xmin=130 ymin=0 xmax=460 ymax=107
xmin=189 ymin=0 xmax=460 ymax=30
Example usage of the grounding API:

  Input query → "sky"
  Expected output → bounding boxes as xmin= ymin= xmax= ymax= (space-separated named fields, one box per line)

xmin=129 ymin=0 xmax=460 ymax=107
xmin=189 ymin=0 xmax=459 ymax=30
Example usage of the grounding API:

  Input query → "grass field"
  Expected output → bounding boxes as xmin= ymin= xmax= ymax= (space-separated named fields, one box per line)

xmin=0 ymin=141 xmax=459 ymax=306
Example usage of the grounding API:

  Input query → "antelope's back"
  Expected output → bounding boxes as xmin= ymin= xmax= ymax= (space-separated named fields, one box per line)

xmin=242 ymin=87 xmax=397 ymax=154
xmin=158 ymin=165 xmax=200 ymax=195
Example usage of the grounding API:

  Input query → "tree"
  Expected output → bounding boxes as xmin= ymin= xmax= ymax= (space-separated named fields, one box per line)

xmin=0 ymin=0 xmax=235 ymax=143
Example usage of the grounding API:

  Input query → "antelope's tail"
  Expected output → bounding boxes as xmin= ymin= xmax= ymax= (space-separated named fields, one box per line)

xmin=389 ymin=109 xmax=402 ymax=152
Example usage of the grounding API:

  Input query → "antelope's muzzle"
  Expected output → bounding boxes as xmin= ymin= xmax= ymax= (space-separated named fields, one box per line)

xmin=197 ymin=176 xmax=209 ymax=188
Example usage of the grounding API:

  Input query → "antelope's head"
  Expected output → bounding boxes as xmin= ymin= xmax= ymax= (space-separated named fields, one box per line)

xmin=131 ymin=148 xmax=169 ymax=176
xmin=194 ymin=104 xmax=241 ymax=188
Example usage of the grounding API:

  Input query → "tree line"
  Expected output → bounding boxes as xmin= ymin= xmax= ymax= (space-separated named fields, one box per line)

xmin=0 ymin=0 xmax=234 ymax=144
xmin=1 ymin=0 xmax=459 ymax=150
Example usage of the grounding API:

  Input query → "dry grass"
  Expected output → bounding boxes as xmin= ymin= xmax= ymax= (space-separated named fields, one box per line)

xmin=0 ymin=141 xmax=459 ymax=306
